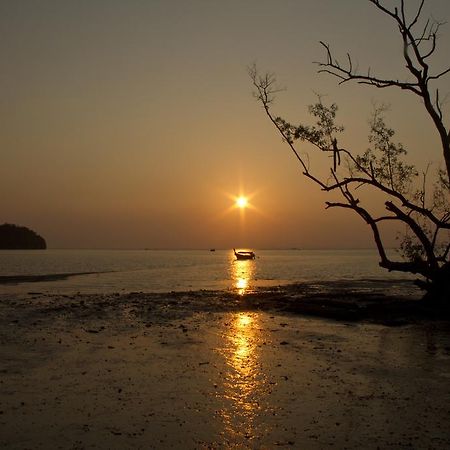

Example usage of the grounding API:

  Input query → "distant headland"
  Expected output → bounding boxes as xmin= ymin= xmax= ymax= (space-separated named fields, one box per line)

xmin=0 ymin=223 xmax=47 ymax=249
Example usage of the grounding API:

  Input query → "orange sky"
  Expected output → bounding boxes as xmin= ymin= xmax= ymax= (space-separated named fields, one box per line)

xmin=1 ymin=0 xmax=449 ymax=249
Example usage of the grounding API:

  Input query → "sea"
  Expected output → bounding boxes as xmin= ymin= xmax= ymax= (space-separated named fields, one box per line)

xmin=0 ymin=249 xmax=417 ymax=296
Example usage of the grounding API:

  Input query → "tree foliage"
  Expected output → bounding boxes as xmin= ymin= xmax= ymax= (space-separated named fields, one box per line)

xmin=250 ymin=0 xmax=450 ymax=302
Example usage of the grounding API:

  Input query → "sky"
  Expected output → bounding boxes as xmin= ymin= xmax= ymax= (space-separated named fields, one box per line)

xmin=1 ymin=0 xmax=450 ymax=249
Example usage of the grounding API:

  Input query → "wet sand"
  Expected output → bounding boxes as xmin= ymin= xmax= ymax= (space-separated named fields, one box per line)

xmin=1 ymin=288 xmax=450 ymax=449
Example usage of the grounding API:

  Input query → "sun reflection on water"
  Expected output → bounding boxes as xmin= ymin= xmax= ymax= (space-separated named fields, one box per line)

xmin=230 ymin=254 xmax=255 ymax=295
xmin=216 ymin=311 xmax=269 ymax=443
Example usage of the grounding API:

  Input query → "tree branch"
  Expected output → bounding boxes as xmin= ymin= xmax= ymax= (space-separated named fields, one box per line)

xmin=316 ymin=42 xmax=422 ymax=95
xmin=317 ymin=1 xmax=450 ymax=183
xmin=385 ymin=200 xmax=439 ymax=270
xmin=321 ymin=176 xmax=450 ymax=229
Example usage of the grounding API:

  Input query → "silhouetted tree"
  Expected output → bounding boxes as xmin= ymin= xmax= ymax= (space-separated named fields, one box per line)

xmin=250 ymin=0 xmax=449 ymax=304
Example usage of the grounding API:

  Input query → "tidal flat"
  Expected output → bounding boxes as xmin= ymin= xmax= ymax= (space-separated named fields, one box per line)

xmin=1 ymin=289 xmax=450 ymax=449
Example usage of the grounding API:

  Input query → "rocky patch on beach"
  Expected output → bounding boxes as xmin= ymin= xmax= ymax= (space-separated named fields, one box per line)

xmin=1 ymin=280 xmax=446 ymax=331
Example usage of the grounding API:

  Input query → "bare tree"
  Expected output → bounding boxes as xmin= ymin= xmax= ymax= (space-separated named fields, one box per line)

xmin=250 ymin=0 xmax=450 ymax=303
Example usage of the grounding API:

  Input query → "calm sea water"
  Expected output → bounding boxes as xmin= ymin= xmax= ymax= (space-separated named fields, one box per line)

xmin=0 ymin=249 xmax=415 ymax=295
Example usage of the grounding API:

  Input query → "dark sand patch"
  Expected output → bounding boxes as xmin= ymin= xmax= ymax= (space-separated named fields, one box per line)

xmin=0 ymin=271 xmax=109 ymax=285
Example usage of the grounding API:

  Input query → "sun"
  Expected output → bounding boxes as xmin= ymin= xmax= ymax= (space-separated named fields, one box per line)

xmin=235 ymin=196 xmax=248 ymax=209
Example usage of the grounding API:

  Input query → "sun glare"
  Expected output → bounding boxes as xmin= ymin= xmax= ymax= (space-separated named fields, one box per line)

xmin=236 ymin=196 xmax=248 ymax=209
xmin=220 ymin=190 xmax=261 ymax=218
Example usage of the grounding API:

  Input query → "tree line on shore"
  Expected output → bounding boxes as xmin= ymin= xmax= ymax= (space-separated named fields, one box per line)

xmin=0 ymin=223 xmax=46 ymax=249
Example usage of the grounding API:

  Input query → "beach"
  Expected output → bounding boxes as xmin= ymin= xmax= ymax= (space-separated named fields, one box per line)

xmin=1 ymin=287 xmax=450 ymax=449
xmin=3 ymin=0 xmax=450 ymax=446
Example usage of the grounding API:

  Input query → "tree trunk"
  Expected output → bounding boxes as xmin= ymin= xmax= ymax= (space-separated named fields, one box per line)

xmin=417 ymin=263 xmax=450 ymax=307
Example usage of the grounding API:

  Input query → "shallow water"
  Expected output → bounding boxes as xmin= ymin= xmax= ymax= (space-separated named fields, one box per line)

xmin=0 ymin=249 xmax=414 ymax=295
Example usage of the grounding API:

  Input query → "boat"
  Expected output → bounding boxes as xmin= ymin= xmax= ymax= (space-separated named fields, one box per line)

xmin=233 ymin=248 xmax=256 ymax=260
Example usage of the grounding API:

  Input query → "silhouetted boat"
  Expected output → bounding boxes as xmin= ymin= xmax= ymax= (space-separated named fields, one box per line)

xmin=233 ymin=248 xmax=256 ymax=260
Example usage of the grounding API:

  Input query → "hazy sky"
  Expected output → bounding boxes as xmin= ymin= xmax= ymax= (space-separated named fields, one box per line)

xmin=1 ymin=0 xmax=449 ymax=249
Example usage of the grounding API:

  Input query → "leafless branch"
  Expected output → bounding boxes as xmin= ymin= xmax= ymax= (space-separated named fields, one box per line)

xmin=435 ymin=89 xmax=443 ymax=120
xmin=317 ymin=1 xmax=450 ymax=185
xmin=321 ymin=176 xmax=450 ymax=229
xmin=409 ymin=0 xmax=425 ymax=31
xmin=428 ymin=66 xmax=450 ymax=81
xmin=316 ymin=42 xmax=422 ymax=95
xmin=373 ymin=215 xmax=399 ymax=223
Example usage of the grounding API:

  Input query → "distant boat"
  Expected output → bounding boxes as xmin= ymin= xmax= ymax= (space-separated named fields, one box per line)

xmin=233 ymin=248 xmax=256 ymax=260
xmin=210 ymin=248 xmax=216 ymax=252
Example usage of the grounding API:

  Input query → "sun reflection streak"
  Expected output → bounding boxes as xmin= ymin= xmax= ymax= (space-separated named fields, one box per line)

xmin=213 ymin=253 xmax=272 ymax=441
xmin=216 ymin=311 xmax=269 ymax=443
xmin=230 ymin=253 xmax=255 ymax=295
xmin=236 ymin=277 xmax=248 ymax=293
